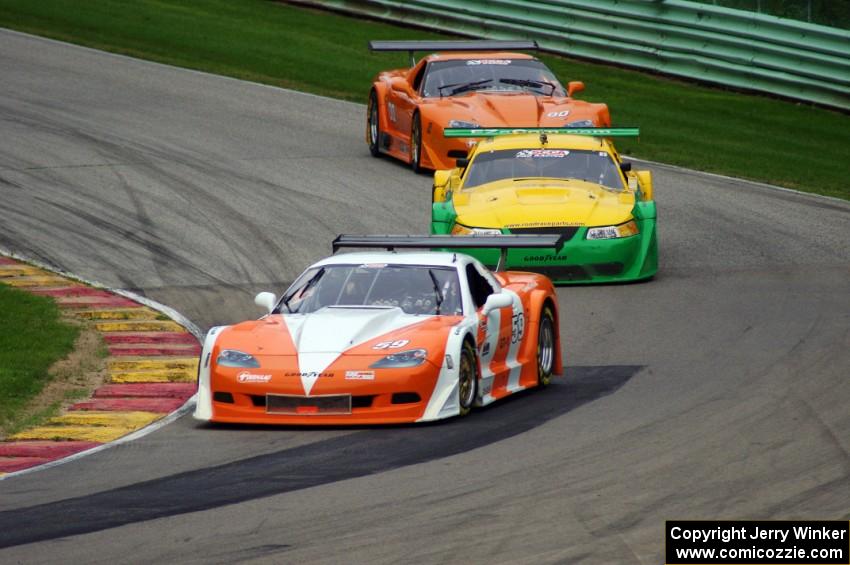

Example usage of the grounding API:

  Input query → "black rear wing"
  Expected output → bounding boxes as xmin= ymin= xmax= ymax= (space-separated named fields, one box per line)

xmin=369 ymin=40 xmax=538 ymax=66
xmin=368 ymin=40 xmax=538 ymax=52
xmin=332 ymin=234 xmax=565 ymax=271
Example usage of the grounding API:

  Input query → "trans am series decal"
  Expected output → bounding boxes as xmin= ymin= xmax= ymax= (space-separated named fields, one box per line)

xmin=466 ymin=59 xmax=512 ymax=65
xmin=516 ymin=149 xmax=569 ymax=158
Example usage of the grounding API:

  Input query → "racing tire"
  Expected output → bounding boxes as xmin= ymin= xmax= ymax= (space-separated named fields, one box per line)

xmin=537 ymin=306 xmax=556 ymax=387
xmin=367 ymin=90 xmax=381 ymax=157
xmin=457 ymin=340 xmax=478 ymax=416
xmin=410 ymin=113 xmax=423 ymax=173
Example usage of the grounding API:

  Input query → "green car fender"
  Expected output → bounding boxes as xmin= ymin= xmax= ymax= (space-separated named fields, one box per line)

xmin=431 ymin=199 xmax=457 ymax=235
xmin=632 ymin=200 xmax=658 ymax=277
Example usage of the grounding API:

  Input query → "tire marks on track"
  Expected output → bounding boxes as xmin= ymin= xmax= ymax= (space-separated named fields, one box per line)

xmin=0 ymin=365 xmax=640 ymax=548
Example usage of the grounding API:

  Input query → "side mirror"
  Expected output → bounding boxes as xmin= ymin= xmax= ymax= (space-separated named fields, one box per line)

xmin=455 ymin=157 xmax=469 ymax=168
xmin=390 ymin=77 xmax=413 ymax=96
xmin=482 ymin=293 xmax=513 ymax=315
xmin=567 ymin=81 xmax=585 ymax=97
xmin=254 ymin=292 xmax=277 ymax=314
xmin=636 ymin=170 xmax=654 ymax=201
xmin=619 ymin=162 xmax=632 ymax=174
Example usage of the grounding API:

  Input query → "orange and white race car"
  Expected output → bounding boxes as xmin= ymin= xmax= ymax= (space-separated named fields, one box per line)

xmin=194 ymin=235 xmax=564 ymax=425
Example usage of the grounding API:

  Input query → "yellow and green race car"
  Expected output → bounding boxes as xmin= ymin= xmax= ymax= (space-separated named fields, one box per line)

xmin=430 ymin=128 xmax=657 ymax=283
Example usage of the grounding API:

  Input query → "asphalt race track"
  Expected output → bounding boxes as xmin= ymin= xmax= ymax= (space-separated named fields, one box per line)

xmin=1 ymin=29 xmax=848 ymax=563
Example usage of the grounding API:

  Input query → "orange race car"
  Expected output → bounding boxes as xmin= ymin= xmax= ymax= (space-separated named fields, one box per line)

xmin=367 ymin=40 xmax=611 ymax=172
xmin=194 ymin=235 xmax=564 ymax=425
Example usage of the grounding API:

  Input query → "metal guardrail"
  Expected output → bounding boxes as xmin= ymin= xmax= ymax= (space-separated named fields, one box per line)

xmin=689 ymin=0 xmax=850 ymax=30
xmin=292 ymin=0 xmax=850 ymax=110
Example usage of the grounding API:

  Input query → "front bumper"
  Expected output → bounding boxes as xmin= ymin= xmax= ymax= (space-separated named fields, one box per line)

xmin=206 ymin=362 xmax=442 ymax=425
xmin=447 ymin=223 xmax=658 ymax=284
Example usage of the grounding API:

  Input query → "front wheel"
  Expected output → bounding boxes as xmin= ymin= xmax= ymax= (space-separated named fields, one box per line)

xmin=367 ymin=90 xmax=381 ymax=157
xmin=537 ymin=306 xmax=556 ymax=387
xmin=457 ymin=340 xmax=478 ymax=416
xmin=410 ymin=113 xmax=423 ymax=173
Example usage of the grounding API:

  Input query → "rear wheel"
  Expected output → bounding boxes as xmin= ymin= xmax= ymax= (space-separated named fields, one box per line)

xmin=410 ymin=113 xmax=423 ymax=173
xmin=537 ymin=306 xmax=555 ymax=386
xmin=458 ymin=340 xmax=478 ymax=416
xmin=367 ymin=91 xmax=381 ymax=157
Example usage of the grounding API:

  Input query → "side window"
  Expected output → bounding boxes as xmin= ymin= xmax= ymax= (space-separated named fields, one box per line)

xmin=412 ymin=63 xmax=427 ymax=94
xmin=465 ymin=264 xmax=495 ymax=309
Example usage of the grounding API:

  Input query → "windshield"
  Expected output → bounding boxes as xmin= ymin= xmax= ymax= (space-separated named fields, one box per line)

xmin=463 ymin=148 xmax=625 ymax=191
xmin=421 ymin=59 xmax=565 ymax=98
xmin=280 ymin=264 xmax=462 ymax=316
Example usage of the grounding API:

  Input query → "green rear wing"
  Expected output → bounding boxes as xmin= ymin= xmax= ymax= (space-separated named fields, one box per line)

xmin=444 ymin=127 xmax=640 ymax=138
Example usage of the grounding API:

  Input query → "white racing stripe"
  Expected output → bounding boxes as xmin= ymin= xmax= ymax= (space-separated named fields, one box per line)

xmin=283 ymin=307 xmax=428 ymax=395
xmin=478 ymin=306 xmax=500 ymax=405
xmin=504 ymin=290 xmax=525 ymax=393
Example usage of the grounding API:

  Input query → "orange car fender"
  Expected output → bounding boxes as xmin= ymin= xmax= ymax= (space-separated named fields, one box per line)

xmin=417 ymin=319 xmax=478 ymax=422
xmin=519 ymin=289 xmax=563 ymax=380
xmin=593 ymin=103 xmax=612 ymax=127
xmin=370 ymin=82 xmax=394 ymax=141
xmin=417 ymin=109 xmax=442 ymax=170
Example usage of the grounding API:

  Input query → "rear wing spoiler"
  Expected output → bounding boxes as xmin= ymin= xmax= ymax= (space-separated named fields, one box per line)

xmin=369 ymin=40 xmax=538 ymax=66
xmin=332 ymin=234 xmax=565 ymax=271
xmin=444 ymin=127 xmax=640 ymax=138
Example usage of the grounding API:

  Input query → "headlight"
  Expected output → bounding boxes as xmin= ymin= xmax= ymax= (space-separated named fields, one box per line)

xmin=216 ymin=349 xmax=260 ymax=368
xmin=586 ymin=220 xmax=639 ymax=240
xmin=370 ymin=349 xmax=428 ymax=368
xmin=451 ymin=223 xmax=502 ymax=236
xmin=448 ymin=119 xmax=479 ymax=129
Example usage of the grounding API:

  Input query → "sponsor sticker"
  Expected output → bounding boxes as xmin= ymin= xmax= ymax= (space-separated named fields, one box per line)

xmin=516 ymin=149 xmax=569 ymax=158
xmin=466 ymin=59 xmax=512 ymax=65
xmin=506 ymin=221 xmax=584 ymax=228
xmin=481 ymin=379 xmax=493 ymax=395
xmin=284 ymin=371 xmax=335 ymax=378
xmin=345 ymin=371 xmax=375 ymax=381
xmin=237 ymin=372 xmax=272 ymax=383
xmin=523 ymin=255 xmax=563 ymax=262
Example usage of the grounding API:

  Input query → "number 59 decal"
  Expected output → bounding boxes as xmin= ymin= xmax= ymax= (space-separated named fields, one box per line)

xmin=511 ymin=312 xmax=525 ymax=344
xmin=373 ymin=339 xmax=410 ymax=350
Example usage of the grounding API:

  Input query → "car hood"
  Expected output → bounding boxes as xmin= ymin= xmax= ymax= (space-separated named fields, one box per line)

xmin=219 ymin=307 xmax=459 ymax=356
xmin=425 ymin=92 xmax=604 ymax=125
xmin=453 ymin=178 xmax=635 ymax=229
xmin=217 ymin=308 xmax=461 ymax=394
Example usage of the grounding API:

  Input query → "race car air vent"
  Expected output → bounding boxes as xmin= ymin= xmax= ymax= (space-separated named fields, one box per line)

xmin=249 ymin=395 xmax=375 ymax=409
xmin=508 ymin=226 xmax=580 ymax=240
xmin=447 ymin=149 xmax=468 ymax=158
xmin=213 ymin=392 xmax=234 ymax=404
xmin=391 ymin=392 xmax=422 ymax=404
xmin=536 ymin=266 xmax=591 ymax=281
xmin=591 ymin=262 xmax=624 ymax=276
xmin=352 ymin=395 xmax=376 ymax=409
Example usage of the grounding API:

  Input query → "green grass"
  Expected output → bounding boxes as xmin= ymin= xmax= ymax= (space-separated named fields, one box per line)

xmin=0 ymin=0 xmax=848 ymax=199
xmin=0 ymin=284 xmax=79 ymax=432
